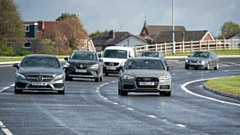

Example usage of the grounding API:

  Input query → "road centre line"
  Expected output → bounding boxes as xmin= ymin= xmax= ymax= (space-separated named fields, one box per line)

xmin=181 ymin=78 xmax=240 ymax=107
xmin=0 ymin=84 xmax=14 ymax=93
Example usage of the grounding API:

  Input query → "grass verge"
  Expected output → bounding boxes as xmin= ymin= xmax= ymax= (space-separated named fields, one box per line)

xmin=205 ymin=76 xmax=240 ymax=96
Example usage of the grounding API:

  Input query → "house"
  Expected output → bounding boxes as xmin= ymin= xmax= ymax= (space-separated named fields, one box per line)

xmin=140 ymin=21 xmax=214 ymax=43
xmin=92 ymin=30 xmax=149 ymax=52
xmin=218 ymin=30 xmax=240 ymax=48
xmin=10 ymin=20 xmax=95 ymax=54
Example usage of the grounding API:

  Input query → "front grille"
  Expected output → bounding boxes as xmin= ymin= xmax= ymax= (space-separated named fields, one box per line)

xmin=28 ymin=85 xmax=52 ymax=89
xmin=27 ymin=75 xmax=53 ymax=82
xmin=75 ymin=65 xmax=88 ymax=69
xmin=190 ymin=61 xmax=197 ymax=63
xmin=104 ymin=62 xmax=119 ymax=66
xmin=136 ymin=77 xmax=158 ymax=88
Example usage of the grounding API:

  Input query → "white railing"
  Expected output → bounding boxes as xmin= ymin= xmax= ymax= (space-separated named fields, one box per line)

xmin=134 ymin=39 xmax=240 ymax=55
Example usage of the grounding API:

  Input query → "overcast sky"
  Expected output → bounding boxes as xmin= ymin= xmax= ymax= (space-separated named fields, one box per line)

xmin=14 ymin=0 xmax=239 ymax=37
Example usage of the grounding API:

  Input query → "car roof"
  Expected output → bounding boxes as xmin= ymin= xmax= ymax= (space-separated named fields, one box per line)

xmin=128 ymin=57 xmax=162 ymax=60
xmin=73 ymin=50 xmax=96 ymax=53
xmin=25 ymin=54 xmax=57 ymax=58
xmin=104 ymin=46 xmax=133 ymax=51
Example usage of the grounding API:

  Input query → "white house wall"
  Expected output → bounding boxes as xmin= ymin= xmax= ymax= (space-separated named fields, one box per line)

xmin=116 ymin=36 xmax=147 ymax=48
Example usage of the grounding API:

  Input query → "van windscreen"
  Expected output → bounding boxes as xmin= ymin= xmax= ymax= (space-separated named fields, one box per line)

xmin=103 ymin=50 xmax=127 ymax=59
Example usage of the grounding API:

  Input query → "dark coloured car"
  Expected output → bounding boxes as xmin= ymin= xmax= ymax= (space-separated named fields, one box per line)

xmin=64 ymin=50 xmax=103 ymax=82
xmin=138 ymin=50 xmax=168 ymax=67
xmin=118 ymin=57 xmax=171 ymax=96
xmin=185 ymin=50 xmax=219 ymax=70
xmin=13 ymin=54 xmax=65 ymax=94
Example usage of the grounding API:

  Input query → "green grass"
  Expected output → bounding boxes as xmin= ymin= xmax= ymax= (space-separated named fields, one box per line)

xmin=165 ymin=49 xmax=240 ymax=56
xmin=205 ymin=76 xmax=240 ymax=96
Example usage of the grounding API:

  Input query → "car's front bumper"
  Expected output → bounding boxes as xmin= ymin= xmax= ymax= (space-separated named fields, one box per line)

xmin=120 ymin=79 xmax=171 ymax=92
xmin=103 ymin=66 xmax=122 ymax=74
xmin=185 ymin=62 xmax=206 ymax=68
xmin=15 ymin=78 xmax=65 ymax=91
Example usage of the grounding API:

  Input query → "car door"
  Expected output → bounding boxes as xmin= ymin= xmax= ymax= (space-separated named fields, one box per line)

xmin=209 ymin=52 xmax=216 ymax=68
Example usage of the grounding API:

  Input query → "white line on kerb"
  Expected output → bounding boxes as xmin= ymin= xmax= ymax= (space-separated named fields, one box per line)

xmin=0 ymin=121 xmax=13 ymax=135
xmin=181 ymin=78 xmax=240 ymax=107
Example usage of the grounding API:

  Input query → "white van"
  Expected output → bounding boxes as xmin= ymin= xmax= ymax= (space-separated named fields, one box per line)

xmin=100 ymin=46 xmax=134 ymax=76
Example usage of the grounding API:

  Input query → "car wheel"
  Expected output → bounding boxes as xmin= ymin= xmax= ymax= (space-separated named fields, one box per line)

xmin=58 ymin=89 xmax=65 ymax=94
xmin=162 ymin=91 xmax=171 ymax=96
xmin=95 ymin=76 xmax=101 ymax=82
xmin=14 ymin=87 xmax=23 ymax=94
xmin=105 ymin=73 xmax=109 ymax=76
xmin=100 ymin=76 xmax=103 ymax=82
xmin=195 ymin=67 xmax=198 ymax=70
xmin=118 ymin=82 xmax=127 ymax=96
xmin=65 ymin=75 xmax=72 ymax=81
xmin=185 ymin=65 xmax=189 ymax=69
xmin=214 ymin=63 xmax=219 ymax=70
xmin=205 ymin=63 xmax=210 ymax=70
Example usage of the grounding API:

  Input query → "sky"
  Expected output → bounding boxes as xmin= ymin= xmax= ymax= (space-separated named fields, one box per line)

xmin=14 ymin=0 xmax=240 ymax=37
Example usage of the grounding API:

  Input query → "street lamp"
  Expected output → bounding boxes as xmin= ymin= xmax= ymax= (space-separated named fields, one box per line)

xmin=172 ymin=0 xmax=175 ymax=54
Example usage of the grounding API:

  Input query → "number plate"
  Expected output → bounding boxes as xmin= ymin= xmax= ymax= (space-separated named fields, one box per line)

xmin=107 ymin=67 xmax=116 ymax=70
xmin=76 ymin=69 xmax=87 ymax=73
xmin=139 ymin=82 xmax=155 ymax=86
xmin=32 ymin=82 xmax=47 ymax=86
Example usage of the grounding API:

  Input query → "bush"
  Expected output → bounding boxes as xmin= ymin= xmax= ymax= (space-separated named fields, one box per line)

xmin=15 ymin=50 xmax=33 ymax=56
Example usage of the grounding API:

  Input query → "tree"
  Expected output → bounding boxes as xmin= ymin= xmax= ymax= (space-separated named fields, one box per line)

xmin=89 ymin=30 xmax=101 ymax=38
xmin=0 ymin=0 xmax=25 ymax=54
xmin=220 ymin=21 xmax=240 ymax=35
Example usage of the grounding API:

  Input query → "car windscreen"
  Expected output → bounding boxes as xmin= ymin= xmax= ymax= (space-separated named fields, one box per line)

xmin=21 ymin=57 xmax=60 ymax=68
xmin=103 ymin=49 xmax=127 ymax=59
xmin=191 ymin=52 xmax=210 ymax=58
xmin=70 ymin=52 xmax=97 ymax=61
xmin=126 ymin=59 xmax=164 ymax=70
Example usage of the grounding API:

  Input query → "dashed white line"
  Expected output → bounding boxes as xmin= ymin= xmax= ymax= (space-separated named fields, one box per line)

xmin=127 ymin=108 xmax=134 ymax=111
xmin=176 ymin=124 xmax=186 ymax=128
xmin=148 ymin=115 xmax=156 ymax=118
xmin=0 ymin=84 xmax=14 ymax=93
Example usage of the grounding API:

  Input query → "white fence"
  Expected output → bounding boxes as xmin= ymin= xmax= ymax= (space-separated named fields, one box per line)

xmin=134 ymin=39 xmax=240 ymax=55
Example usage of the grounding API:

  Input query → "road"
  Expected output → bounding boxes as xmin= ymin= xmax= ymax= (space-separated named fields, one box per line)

xmin=0 ymin=58 xmax=239 ymax=135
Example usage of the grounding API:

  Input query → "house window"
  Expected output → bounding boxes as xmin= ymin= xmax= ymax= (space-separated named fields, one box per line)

xmin=23 ymin=42 xmax=31 ymax=48
xmin=6 ymin=42 xmax=12 ymax=47
xmin=25 ymin=25 xmax=29 ymax=32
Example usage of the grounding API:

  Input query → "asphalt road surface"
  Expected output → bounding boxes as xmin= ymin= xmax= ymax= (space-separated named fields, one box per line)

xmin=0 ymin=57 xmax=240 ymax=135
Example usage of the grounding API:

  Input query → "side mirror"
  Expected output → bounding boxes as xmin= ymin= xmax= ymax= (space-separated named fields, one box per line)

xmin=99 ymin=59 xmax=103 ymax=62
xmin=64 ymin=57 xmax=68 ymax=61
xmin=98 ymin=54 xmax=101 ymax=58
xmin=13 ymin=63 xmax=19 ymax=69
xmin=187 ymin=55 xmax=191 ymax=57
xmin=167 ymin=66 xmax=171 ymax=71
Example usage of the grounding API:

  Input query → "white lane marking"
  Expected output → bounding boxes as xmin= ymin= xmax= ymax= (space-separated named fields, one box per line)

xmin=127 ymin=108 xmax=134 ymax=111
xmin=0 ymin=121 xmax=13 ymax=135
xmin=0 ymin=84 xmax=14 ymax=93
xmin=181 ymin=78 xmax=240 ymax=107
xmin=148 ymin=115 xmax=156 ymax=118
xmin=176 ymin=124 xmax=186 ymax=128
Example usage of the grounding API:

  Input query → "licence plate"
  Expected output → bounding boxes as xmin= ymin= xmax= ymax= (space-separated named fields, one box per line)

xmin=107 ymin=67 xmax=116 ymax=70
xmin=32 ymin=82 xmax=47 ymax=86
xmin=76 ymin=69 xmax=87 ymax=73
xmin=139 ymin=82 xmax=155 ymax=86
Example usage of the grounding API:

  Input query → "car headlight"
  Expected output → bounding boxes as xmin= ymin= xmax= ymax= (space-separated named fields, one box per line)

xmin=185 ymin=59 xmax=189 ymax=62
xmin=123 ymin=75 xmax=134 ymax=80
xmin=16 ymin=73 xmax=26 ymax=80
xmin=90 ymin=64 xmax=99 ymax=70
xmin=120 ymin=62 xmax=125 ymax=66
xmin=201 ymin=61 xmax=205 ymax=65
xmin=159 ymin=76 xmax=170 ymax=82
xmin=54 ymin=74 xmax=64 ymax=80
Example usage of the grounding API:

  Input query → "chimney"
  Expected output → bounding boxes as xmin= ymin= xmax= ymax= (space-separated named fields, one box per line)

xmin=109 ymin=30 xmax=115 ymax=39
xmin=38 ymin=21 xmax=45 ymax=30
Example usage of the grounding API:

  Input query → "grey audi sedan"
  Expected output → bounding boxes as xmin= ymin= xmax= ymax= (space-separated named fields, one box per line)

xmin=185 ymin=50 xmax=219 ymax=70
xmin=118 ymin=57 xmax=171 ymax=96
xmin=13 ymin=54 xmax=65 ymax=94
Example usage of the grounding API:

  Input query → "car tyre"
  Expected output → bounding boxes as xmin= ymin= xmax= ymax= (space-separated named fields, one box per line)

xmin=118 ymin=82 xmax=127 ymax=96
xmin=58 ymin=89 xmax=65 ymax=94
xmin=14 ymin=87 xmax=23 ymax=94
xmin=162 ymin=91 xmax=171 ymax=96
xmin=205 ymin=63 xmax=210 ymax=70
xmin=105 ymin=73 xmax=109 ymax=76
xmin=100 ymin=76 xmax=103 ymax=82
xmin=65 ymin=75 xmax=73 ymax=81
xmin=95 ymin=76 xmax=101 ymax=82
xmin=185 ymin=65 xmax=189 ymax=69
xmin=214 ymin=63 xmax=219 ymax=70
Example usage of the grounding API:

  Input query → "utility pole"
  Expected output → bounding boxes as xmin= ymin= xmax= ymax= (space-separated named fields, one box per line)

xmin=172 ymin=0 xmax=175 ymax=54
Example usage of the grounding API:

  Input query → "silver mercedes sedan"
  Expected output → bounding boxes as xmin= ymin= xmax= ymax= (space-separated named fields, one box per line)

xmin=13 ymin=54 xmax=65 ymax=94
xmin=118 ymin=57 xmax=171 ymax=96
